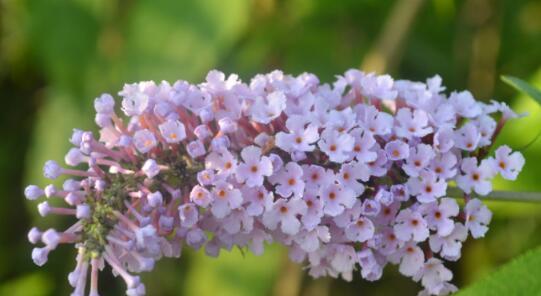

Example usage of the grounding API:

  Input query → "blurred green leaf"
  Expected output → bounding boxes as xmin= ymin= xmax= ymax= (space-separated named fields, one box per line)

xmin=458 ymin=245 xmax=541 ymax=296
xmin=0 ymin=273 xmax=53 ymax=296
xmin=501 ymin=75 xmax=541 ymax=106
xmin=184 ymin=246 xmax=282 ymax=296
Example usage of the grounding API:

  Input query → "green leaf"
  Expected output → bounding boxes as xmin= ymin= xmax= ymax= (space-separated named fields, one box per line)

xmin=457 ymin=246 xmax=541 ymax=296
xmin=501 ymin=75 xmax=541 ymax=106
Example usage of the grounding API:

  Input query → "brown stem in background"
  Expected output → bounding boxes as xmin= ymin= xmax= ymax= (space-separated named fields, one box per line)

xmin=360 ymin=0 xmax=426 ymax=73
xmin=272 ymin=253 xmax=303 ymax=296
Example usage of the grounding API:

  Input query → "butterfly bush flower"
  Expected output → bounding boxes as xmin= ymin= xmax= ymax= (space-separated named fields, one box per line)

xmin=25 ymin=69 xmax=525 ymax=295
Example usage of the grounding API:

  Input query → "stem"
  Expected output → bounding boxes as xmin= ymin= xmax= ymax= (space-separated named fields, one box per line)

xmin=447 ymin=187 xmax=541 ymax=203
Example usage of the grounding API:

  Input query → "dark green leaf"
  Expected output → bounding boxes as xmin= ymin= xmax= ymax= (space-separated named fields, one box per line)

xmin=501 ymin=75 xmax=541 ymax=106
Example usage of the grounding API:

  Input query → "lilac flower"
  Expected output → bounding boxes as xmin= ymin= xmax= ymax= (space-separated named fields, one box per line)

xmin=121 ymin=90 xmax=149 ymax=116
xmin=349 ymin=128 xmax=378 ymax=163
xmin=210 ymin=182 xmax=243 ymax=218
xmin=433 ymin=127 xmax=454 ymax=153
xmin=394 ymin=208 xmax=429 ymax=242
xmin=407 ymin=171 xmax=447 ymax=203
xmin=421 ymin=198 xmax=459 ymax=236
xmin=43 ymin=160 xmax=63 ymax=179
xmin=414 ymin=258 xmax=453 ymax=296
xmin=302 ymin=165 xmax=334 ymax=191
xmin=395 ymin=108 xmax=433 ymax=139
xmin=392 ymin=242 xmax=425 ymax=277
xmin=457 ymin=158 xmax=496 ymax=195
xmin=263 ymin=198 xmax=307 ymax=235
xmin=430 ymin=152 xmax=457 ymax=180
xmin=337 ymin=161 xmax=367 ymax=195
xmin=449 ymin=90 xmax=482 ymax=118
xmin=295 ymin=226 xmax=330 ymax=252
xmin=25 ymin=185 xmax=44 ymax=200
xmin=235 ymin=146 xmax=273 ymax=187
xmin=28 ymin=227 xmax=42 ymax=244
xmin=190 ymin=185 xmax=212 ymax=208
xmin=318 ymin=129 xmax=354 ymax=163
xmin=475 ymin=115 xmax=496 ymax=147
xmin=454 ymin=123 xmax=480 ymax=152
xmin=429 ymin=223 xmax=468 ymax=261
xmin=23 ymin=69 xmax=525 ymax=295
xmin=32 ymin=247 xmax=50 ymax=266
xmin=357 ymin=248 xmax=385 ymax=281
xmin=357 ymin=105 xmax=394 ymax=135
xmin=269 ymin=162 xmax=305 ymax=198
xmin=464 ymin=198 xmax=492 ymax=238
xmin=367 ymin=149 xmax=389 ymax=177
xmin=142 ymin=159 xmax=160 ymax=178
xmin=242 ymin=186 xmax=273 ymax=216
xmin=179 ymin=203 xmax=199 ymax=228
xmin=385 ymin=140 xmax=410 ymax=161
xmin=94 ymin=93 xmax=115 ymax=115
xmin=133 ymin=129 xmax=157 ymax=153
xmin=493 ymin=145 xmax=525 ymax=180
xmin=403 ymin=144 xmax=435 ymax=177
xmin=301 ymin=190 xmax=324 ymax=231
xmin=186 ymin=140 xmax=206 ymax=158
xmin=321 ymin=183 xmax=356 ymax=216
xmin=275 ymin=116 xmax=319 ymax=153
xmin=345 ymin=217 xmax=375 ymax=242
xmin=205 ymin=150 xmax=237 ymax=177
xmin=250 ymin=91 xmax=287 ymax=124
xmin=158 ymin=120 xmax=186 ymax=143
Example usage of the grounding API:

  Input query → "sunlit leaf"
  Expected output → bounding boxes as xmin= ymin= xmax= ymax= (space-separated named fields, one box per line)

xmin=0 ymin=273 xmax=53 ymax=296
xmin=457 ymin=246 xmax=541 ymax=296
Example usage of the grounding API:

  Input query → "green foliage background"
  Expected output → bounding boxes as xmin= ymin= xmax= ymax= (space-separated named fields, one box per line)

xmin=1 ymin=0 xmax=541 ymax=295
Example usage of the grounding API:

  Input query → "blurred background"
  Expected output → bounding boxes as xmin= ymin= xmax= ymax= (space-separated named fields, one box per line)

xmin=1 ymin=0 xmax=541 ymax=295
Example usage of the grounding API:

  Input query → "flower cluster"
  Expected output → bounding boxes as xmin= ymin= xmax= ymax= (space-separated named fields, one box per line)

xmin=25 ymin=69 xmax=525 ymax=295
